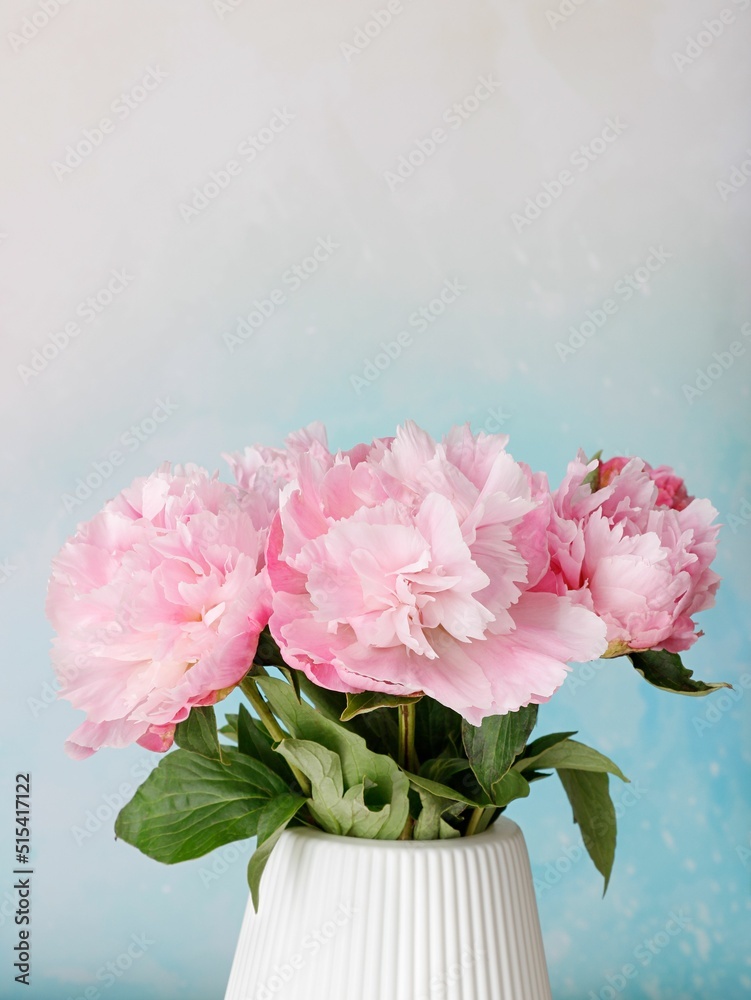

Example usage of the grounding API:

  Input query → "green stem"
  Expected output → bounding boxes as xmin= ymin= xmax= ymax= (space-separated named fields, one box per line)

xmin=240 ymin=678 xmax=285 ymax=742
xmin=398 ymin=703 xmax=418 ymax=840
xmin=398 ymin=703 xmax=418 ymax=773
xmin=465 ymin=806 xmax=485 ymax=837
xmin=240 ymin=677 xmax=312 ymax=798
xmin=399 ymin=816 xmax=414 ymax=841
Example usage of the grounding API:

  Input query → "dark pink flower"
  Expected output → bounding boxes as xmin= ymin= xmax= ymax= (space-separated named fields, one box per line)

xmin=538 ymin=453 xmax=719 ymax=656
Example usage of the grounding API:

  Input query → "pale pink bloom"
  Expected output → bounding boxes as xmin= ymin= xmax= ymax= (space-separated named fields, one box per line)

xmin=539 ymin=453 xmax=719 ymax=655
xmin=47 ymin=465 xmax=271 ymax=759
xmin=223 ymin=423 xmax=390 ymax=525
xmin=223 ymin=423 xmax=333 ymax=526
xmin=267 ymin=422 xmax=607 ymax=724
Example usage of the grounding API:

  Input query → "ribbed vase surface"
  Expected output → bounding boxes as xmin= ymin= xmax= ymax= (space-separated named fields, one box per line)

xmin=224 ymin=817 xmax=552 ymax=1000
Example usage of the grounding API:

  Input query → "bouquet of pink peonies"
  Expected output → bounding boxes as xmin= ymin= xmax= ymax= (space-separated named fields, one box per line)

xmin=46 ymin=422 xmax=728 ymax=906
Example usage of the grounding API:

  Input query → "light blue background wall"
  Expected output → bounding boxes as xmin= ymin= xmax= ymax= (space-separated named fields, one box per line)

xmin=1 ymin=1 xmax=749 ymax=997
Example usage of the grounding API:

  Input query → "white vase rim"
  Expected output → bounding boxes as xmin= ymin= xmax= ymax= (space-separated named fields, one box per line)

xmin=278 ymin=815 xmax=521 ymax=851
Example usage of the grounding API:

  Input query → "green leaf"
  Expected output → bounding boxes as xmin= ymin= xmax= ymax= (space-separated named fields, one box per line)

xmin=420 ymin=757 xmax=472 ymax=786
xmin=523 ymin=770 xmax=553 ymax=785
xmin=219 ymin=713 xmax=238 ymax=744
xmin=258 ymin=677 xmax=394 ymax=789
xmin=247 ymin=793 xmax=306 ymax=912
xmin=413 ymin=786 xmax=462 ymax=841
xmin=174 ymin=705 xmax=224 ymax=762
xmin=629 ymin=650 xmax=732 ymax=697
xmin=516 ymin=731 xmax=577 ymax=763
xmin=114 ymin=748 xmax=289 ymax=863
xmin=490 ymin=770 xmax=531 ymax=808
xmin=462 ymin=706 xmax=538 ymax=801
xmin=260 ymin=678 xmax=411 ymax=838
xmin=406 ymin=771 xmax=490 ymax=809
xmin=413 ymin=769 xmax=528 ymax=814
xmin=297 ymin=675 xmax=349 ymax=723
xmin=516 ymin=739 xmax=628 ymax=783
xmin=236 ymin=704 xmax=294 ymax=783
xmin=254 ymin=627 xmax=288 ymax=669
xmin=415 ymin=697 xmax=463 ymax=761
xmin=341 ymin=691 xmax=422 ymax=722
xmin=344 ymin=707 xmax=399 ymax=760
xmin=279 ymin=667 xmax=301 ymax=701
xmin=557 ymin=769 xmax=617 ymax=893
xmin=582 ymin=450 xmax=603 ymax=490
xmin=277 ymin=739 xmax=409 ymax=840
xmin=276 ymin=740 xmax=346 ymax=835
xmin=470 ymin=807 xmax=499 ymax=835
xmin=418 ymin=757 xmax=489 ymax=807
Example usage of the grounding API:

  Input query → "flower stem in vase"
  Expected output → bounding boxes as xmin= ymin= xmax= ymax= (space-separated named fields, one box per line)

xmin=240 ymin=676 xmax=312 ymax=798
xmin=398 ymin=703 xmax=417 ymax=839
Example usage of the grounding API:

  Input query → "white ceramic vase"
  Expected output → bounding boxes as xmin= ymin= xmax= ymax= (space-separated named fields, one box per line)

xmin=224 ymin=817 xmax=552 ymax=1000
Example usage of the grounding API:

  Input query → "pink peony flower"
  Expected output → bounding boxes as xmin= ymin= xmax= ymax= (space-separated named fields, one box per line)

xmin=267 ymin=422 xmax=607 ymax=725
xmin=538 ymin=453 xmax=720 ymax=656
xmin=47 ymin=465 xmax=271 ymax=759
xmin=600 ymin=456 xmax=693 ymax=511
xmin=223 ymin=422 xmax=390 ymax=524
xmin=223 ymin=423 xmax=333 ymax=526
